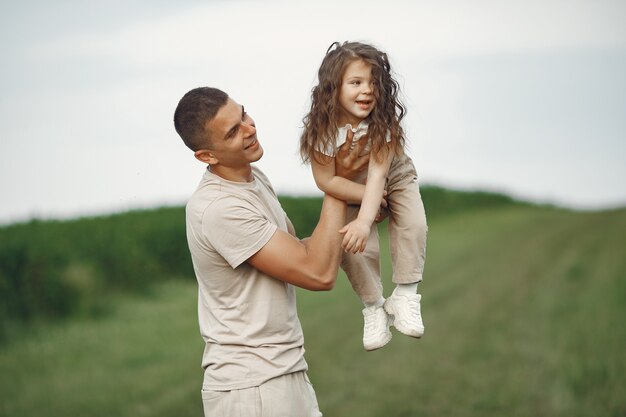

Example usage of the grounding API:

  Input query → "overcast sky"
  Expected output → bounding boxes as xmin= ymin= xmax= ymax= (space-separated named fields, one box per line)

xmin=1 ymin=0 xmax=625 ymax=224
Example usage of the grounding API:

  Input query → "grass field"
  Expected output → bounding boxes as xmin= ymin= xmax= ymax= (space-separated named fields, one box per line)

xmin=1 ymin=204 xmax=625 ymax=416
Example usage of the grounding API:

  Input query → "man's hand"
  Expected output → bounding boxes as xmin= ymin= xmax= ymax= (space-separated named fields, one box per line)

xmin=339 ymin=218 xmax=371 ymax=254
xmin=335 ymin=129 xmax=369 ymax=180
xmin=375 ymin=206 xmax=390 ymax=223
xmin=374 ymin=189 xmax=390 ymax=223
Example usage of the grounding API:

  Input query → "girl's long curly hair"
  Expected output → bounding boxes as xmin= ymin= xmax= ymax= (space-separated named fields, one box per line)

xmin=300 ymin=41 xmax=406 ymax=164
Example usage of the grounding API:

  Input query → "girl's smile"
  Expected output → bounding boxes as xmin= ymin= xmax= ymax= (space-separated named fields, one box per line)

xmin=356 ymin=99 xmax=374 ymax=110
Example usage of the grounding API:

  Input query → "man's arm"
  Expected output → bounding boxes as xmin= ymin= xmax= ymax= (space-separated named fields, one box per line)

xmin=248 ymin=136 xmax=369 ymax=291
xmin=247 ymin=194 xmax=346 ymax=291
xmin=246 ymin=135 xmax=370 ymax=291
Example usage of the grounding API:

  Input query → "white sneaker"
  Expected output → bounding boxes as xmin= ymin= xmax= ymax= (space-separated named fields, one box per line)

xmin=362 ymin=305 xmax=392 ymax=351
xmin=384 ymin=293 xmax=424 ymax=338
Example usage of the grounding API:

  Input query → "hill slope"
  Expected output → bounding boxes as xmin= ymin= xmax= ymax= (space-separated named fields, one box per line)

xmin=301 ymin=205 xmax=626 ymax=416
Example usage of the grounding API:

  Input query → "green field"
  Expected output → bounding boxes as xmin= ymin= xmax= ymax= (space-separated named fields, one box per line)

xmin=1 ymin=203 xmax=625 ymax=416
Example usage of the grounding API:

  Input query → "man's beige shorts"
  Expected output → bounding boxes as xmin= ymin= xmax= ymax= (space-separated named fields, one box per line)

xmin=201 ymin=371 xmax=323 ymax=417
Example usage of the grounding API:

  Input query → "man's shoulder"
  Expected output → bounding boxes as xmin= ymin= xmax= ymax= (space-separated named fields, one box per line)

xmin=186 ymin=172 xmax=230 ymax=221
xmin=186 ymin=166 xmax=277 ymax=219
xmin=251 ymin=165 xmax=278 ymax=197
xmin=251 ymin=165 xmax=270 ymax=184
xmin=187 ymin=173 xmax=215 ymax=207
xmin=187 ymin=187 xmax=243 ymax=219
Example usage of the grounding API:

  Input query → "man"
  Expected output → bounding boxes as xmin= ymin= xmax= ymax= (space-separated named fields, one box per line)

xmin=173 ymin=87 xmax=368 ymax=416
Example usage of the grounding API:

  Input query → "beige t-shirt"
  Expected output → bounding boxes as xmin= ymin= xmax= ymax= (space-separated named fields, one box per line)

xmin=185 ymin=165 xmax=307 ymax=391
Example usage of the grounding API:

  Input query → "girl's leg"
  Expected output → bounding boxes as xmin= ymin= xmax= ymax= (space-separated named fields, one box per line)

xmin=387 ymin=175 xmax=427 ymax=286
xmin=341 ymin=248 xmax=384 ymax=306
xmin=384 ymin=175 xmax=427 ymax=338
xmin=341 ymin=206 xmax=390 ymax=350
xmin=340 ymin=206 xmax=384 ymax=306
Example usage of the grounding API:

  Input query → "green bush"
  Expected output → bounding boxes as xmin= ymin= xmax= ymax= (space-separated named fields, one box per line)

xmin=420 ymin=185 xmax=532 ymax=218
xmin=0 ymin=187 xmax=526 ymax=339
xmin=0 ymin=208 xmax=192 ymax=339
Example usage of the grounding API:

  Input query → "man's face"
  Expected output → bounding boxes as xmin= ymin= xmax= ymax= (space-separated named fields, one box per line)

xmin=338 ymin=59 xmax=376 ymax=126
xmin=204 ymin=98 xmax=263 ymax=167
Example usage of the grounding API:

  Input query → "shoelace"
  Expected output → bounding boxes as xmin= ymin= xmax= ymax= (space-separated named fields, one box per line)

xmin=407 ymin=306 xmax=421 ymax=320
xmin=398 ymin=296 xmax=421 ymax=320
xmin=364 ymin=309 xmax=383 ymax=331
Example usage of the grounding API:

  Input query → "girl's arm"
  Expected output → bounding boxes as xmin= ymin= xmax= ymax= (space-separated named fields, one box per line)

xmin=340 ymin=145 xmax=394 ymax=253
xmin=311 ymin=152 xmax=366 ymax=203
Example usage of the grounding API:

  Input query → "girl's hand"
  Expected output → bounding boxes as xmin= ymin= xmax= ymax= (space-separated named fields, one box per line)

xmin=339 ymin=219 xmax=371 ymax=254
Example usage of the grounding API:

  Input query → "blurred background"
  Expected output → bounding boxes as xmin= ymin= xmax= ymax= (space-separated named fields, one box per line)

xmin=0 ymin=1 xmax=624 ymax=416
xmin=1 ymin=0 xmax=625 ymax=223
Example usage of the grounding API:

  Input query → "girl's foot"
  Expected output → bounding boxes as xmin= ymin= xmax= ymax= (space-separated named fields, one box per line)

xmin=384 ymin=293 xmax=424 ymax=338
xmin=362 ymin=305 xmax=392 ymax=351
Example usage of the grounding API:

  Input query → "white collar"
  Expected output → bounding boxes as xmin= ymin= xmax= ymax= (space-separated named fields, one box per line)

xmin=338 ymin=120 xmax=369 ymax=140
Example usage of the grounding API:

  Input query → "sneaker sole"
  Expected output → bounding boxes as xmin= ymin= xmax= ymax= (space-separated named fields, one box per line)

xmin=364 ymin=328 xmax=392 ymax=351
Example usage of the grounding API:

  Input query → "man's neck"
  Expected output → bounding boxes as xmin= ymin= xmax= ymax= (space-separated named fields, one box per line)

xmin=209 ymin=164 xmax=254 ymax=183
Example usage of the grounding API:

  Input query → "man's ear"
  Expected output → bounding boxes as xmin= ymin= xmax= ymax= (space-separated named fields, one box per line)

xmin=194 ymin=149 xmax=218 ymax=165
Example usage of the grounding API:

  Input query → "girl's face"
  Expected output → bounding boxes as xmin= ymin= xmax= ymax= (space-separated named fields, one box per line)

xmin=337 ymin=59 xmax=376 ymax=126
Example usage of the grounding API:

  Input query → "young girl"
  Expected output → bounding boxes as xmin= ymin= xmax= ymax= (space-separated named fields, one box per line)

xmin=300 ymin=41 xmax=428 ymax=351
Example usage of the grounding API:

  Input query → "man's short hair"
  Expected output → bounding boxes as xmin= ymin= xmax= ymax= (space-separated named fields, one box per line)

xmin=174 ymin=87 xmax=229 ymax=151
